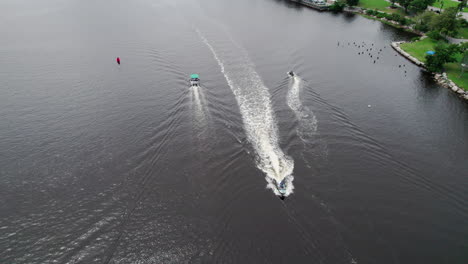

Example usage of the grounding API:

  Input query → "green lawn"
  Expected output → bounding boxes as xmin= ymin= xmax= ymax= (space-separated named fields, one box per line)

xmin=400 ymin=37 xmax=439 ymax=62
xmin=358 ymin=0 xmax=406 ymax=15
xmin=446 ymin=62 xmax=468 ymax=90
xmin=456 ymin=26 xmax=468 ymax=39
xmin=358 ymin=0 xmax=391 ymax=11
xmin=400 ymin=38 xmax=468 ymax=90
xmin=431 ymin=0 xmax=468 ymax=12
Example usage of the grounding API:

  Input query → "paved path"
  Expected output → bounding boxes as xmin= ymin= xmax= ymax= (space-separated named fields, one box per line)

xmin=383 ymin=0 xmax=403 ymax=8
xmin=428 ymin=6 xmax=468 ymax=20
xmin=446 ymin=36 xmax=468 ymax=43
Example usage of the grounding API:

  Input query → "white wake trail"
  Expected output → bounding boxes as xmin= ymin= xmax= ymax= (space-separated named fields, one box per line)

xmin=191 ymin=86 xmax=206 ymax=119
xmin=287 ymin=75 xmax=317 ymax=141
xmin=190 ymin=85 xmax=211 ymax=137
xmin=197 ymin=29 xmax=294 ymax=196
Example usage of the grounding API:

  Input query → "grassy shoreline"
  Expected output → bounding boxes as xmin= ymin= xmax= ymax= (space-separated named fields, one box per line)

xmin=348 ymin=1 xmax=467 ymax=91
xmin=400 ymin=38 xmax=468 ymax=90
xmin=353 ymin=1 xmax=467 ymax=38
xmin=358 ymin=13 xmax=420 ymax=34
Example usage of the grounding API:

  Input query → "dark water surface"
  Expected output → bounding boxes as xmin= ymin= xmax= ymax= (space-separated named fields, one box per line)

xmin=1 ymin=0 xmax=467 ymax=263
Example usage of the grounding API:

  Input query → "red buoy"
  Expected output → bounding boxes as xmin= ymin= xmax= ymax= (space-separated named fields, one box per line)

xmin=116 ymin=57 xmax=120 ymax=65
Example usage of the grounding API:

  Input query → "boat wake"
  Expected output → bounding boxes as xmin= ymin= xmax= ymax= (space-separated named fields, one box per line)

xmin=190 ymin=85 xmax=209 ymax=121
xmin=196 ymin=29 xmax=294 ymax=197
xmin=287 ymin=74 xmax=318 ymax=141
xmin=190 ymin=85 xmax=211 ymax=139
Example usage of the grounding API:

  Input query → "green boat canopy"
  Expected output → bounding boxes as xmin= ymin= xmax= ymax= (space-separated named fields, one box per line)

xmin=190 ymin=74 xmax=199 ymax=79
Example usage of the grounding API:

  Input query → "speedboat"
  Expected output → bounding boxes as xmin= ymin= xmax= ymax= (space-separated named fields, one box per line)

xmin=190 ymin=74 xmax=200 ymax=87
xmin=287 ymin=71 xmax=295 ymax=77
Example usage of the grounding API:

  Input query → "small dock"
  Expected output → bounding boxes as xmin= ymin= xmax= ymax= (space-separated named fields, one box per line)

xmin=289 ymin=0 xmax=331 ymax=11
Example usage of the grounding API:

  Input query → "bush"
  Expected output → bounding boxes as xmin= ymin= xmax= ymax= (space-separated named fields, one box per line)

xmin=376 ymin=12 xmax=385 ymax=18
xmin=400 ymin=17 xmax=413 ymax=25
xmin=411 ymin=36 xmax=421 ymax=42
xmin=389 ymin=13 xmax=402 ymax=22
xmin=427 ymin=30 xmax=444 ymax=40
xmin=366 ymin=9 xmax=376 ymax=15
xmin=414 ymin=23 xmax=429 ymax=32
xmin=346 ymin=0 xmax=359 ymax=6
xmin=330 ymin=0 xmax=346 ymax=11
xmin=459 ymin=18 xmax=468 ymax=28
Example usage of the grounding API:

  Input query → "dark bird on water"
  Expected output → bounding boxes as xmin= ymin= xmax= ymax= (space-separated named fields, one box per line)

xmin=399 ymin=65 xmax=401 ymax=67
xmin=374 ymin=60 xmax=376 ymax=63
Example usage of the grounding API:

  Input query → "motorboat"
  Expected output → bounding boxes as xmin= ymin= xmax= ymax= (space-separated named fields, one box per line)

xmin=190 ymin=74 xmax=200 ymax=86
xmin=275 ymin=178 xmax=288 ymax=199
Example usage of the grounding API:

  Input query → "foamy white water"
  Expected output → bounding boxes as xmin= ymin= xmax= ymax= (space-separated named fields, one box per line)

xmin=197 ymin=29 xmax=294 ymax=196
xmin=287 ymin=75 xmax=317 ymax=141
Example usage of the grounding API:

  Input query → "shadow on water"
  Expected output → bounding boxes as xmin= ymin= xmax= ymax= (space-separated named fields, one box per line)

xmin=342 ymin=12 xmax=358 ymax=22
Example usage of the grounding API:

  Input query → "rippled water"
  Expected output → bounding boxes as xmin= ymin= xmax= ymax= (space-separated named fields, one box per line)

xmin=1 ymin=0 xmax=467 ymax=263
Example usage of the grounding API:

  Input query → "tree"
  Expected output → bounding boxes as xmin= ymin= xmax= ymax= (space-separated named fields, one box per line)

xmin=346 ymin=0 xmax=359 ymax=6
xmin=390 ymin=0 xmax=397 ymax=7
xmin=329 ymin=0 xmax=346 ymax=11
xmin=459 ymin=42 xmax=468 ymax=52
xmin=414 ymin=11 xmax=437 ymax=32
xmin=458 ymin=0 xmax=467 ymax=11
xmin=397 ymin=0 xmax=412 ymax=12
xmin=425 ymin=43 xmax=461 ymax=72
xmin=431 ymin=7 xmax=460 ymax=36
xmin=409 ymin=0 xmax=432 ymax=13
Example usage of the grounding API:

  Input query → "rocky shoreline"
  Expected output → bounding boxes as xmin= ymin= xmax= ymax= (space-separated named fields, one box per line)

xmin=391 ymin=41 xmax=468 ymax=101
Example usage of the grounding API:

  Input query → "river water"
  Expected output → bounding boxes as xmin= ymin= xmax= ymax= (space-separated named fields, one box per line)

xmin=1 ymin=0 xmax=467 ymax=263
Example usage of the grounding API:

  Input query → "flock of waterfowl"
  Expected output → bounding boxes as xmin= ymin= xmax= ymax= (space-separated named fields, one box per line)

xmin=337 ymin=40 xmax=408 ymax=76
